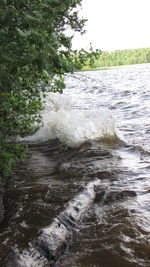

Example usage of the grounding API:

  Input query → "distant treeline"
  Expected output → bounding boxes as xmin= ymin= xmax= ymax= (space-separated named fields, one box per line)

xmin=82 ymin=48 xmax=150 ymax=69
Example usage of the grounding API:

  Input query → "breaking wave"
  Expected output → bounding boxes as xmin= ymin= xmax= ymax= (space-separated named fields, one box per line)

xmin=20 ymin=92 xmax=117 ymax=147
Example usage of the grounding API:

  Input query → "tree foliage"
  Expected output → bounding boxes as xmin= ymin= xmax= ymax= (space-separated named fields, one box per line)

xmin=0 ymin=0 xmax=99 ymax=179
xmin=92 ymin=48 xmax=150 ymax=68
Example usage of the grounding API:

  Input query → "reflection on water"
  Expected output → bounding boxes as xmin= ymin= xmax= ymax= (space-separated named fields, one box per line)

xmin=1 ymin=64 xmax=150 ymax=266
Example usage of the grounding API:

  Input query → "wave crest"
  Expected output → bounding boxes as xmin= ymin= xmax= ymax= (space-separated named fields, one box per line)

xmin=20 ymin=93 xmax=117 ymax=147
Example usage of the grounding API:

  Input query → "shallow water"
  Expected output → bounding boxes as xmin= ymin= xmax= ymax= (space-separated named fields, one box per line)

xmin=1 ymin=64 xmax=150 ymax=266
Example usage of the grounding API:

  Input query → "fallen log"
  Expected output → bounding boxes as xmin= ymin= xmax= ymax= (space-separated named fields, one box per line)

xmin=4 ymin=178 xmax=101 ymax=267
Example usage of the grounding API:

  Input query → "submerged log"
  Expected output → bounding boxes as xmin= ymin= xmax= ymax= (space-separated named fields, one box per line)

xmin=4 ymin=178 xmax=101 ymax=267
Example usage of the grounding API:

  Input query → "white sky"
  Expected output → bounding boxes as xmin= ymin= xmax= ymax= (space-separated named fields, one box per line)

xmin=72 ymin=0 xmax=150 ymax=51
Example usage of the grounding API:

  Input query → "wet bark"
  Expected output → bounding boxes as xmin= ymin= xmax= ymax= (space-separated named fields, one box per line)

xmin=3 ymin=178 xmax=101 ymax=267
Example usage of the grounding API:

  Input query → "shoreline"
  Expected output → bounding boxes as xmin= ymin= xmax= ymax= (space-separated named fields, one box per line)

xmin=80 ymin=62 xmax=150 ymax=72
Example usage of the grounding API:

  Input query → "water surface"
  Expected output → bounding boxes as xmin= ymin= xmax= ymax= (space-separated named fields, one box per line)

xmin=1 ymin=64 xmax=150 ymax=267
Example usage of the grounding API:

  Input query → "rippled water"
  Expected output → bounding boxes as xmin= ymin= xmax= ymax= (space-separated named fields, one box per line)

xmin=1 ymin=64 xmax=150 ymax=267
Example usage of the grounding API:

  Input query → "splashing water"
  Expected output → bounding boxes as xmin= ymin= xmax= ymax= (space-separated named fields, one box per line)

xmin=20 ymin=92 xmax=116 ymax=147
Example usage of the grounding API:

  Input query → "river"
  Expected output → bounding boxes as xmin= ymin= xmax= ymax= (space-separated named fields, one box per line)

xmin=1 ymin=64 xmax=150 ymax=267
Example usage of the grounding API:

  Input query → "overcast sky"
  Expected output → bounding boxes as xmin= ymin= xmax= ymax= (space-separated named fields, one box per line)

xmin=72 ymin=0 xmax=150 ymax=51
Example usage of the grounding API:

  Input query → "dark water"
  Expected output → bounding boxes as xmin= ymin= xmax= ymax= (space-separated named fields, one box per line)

xmin=1 ymin=64 xmax=150 ymax=266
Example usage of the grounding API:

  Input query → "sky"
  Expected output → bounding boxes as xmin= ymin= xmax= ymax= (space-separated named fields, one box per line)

xmin=72 ymin=0 xmax=150 ymax=51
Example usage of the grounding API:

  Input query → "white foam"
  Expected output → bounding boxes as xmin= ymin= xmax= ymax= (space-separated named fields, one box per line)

xmin=20 ymin=92 xmax=116 ymax=147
